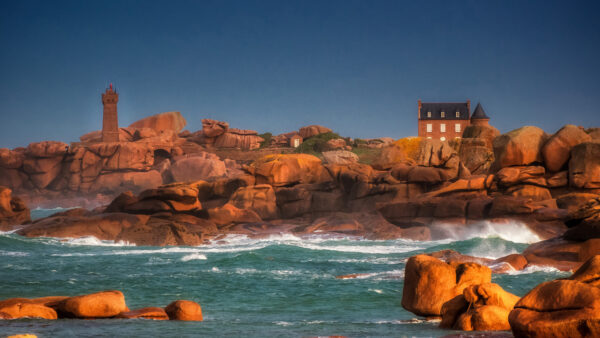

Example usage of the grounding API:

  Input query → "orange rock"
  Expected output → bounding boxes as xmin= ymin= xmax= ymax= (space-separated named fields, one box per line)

xmin=201 ymin=118 xmax=229 ymax=138
xmin=298 ymin=125 xmax=332 ymax=139
xmin=249 ymin=154 xmax=330 ymax=187
xmin=402 ymin=255 xmax=491 ymax=317
xmin=492 ymin=126 xmax=548 ymax=170
xmin=0 ymin=302 xmax=57 ymax=320
xmin=509 ymin=256 xmax=600 ymax=337
xmin=542 ymin=124 xmax=591 ymax=172
xmin=164 ymin=300 xmax=203 ymax=321
xmin=455 ymin=305 xmax=512 ymax=331
xmin=229 ymin=184 xmax=278 ymax=220
xmin=441 ymin=283 xmax=519 ymax=331
xmin=569 ymin=142 xmax=600 ymax=189
xmin=170 ymin=153 xmax=227 ymax=181
xmin=129 ymin=111 xmax=187 ymax=133
xmin=208 ymin=203 xmax=262 ymax=226
xmin=579 ymin=239 xmax=600 ymax=263
xmin=493 ymin=254 xmax=528 ymax=271
xmin=116 ymin=307 xmax=169 ymax=320
xmin=509 ymin=280 xmax=600 ymax=337
xmin=56 ymin=290 xmax=127 ymax=318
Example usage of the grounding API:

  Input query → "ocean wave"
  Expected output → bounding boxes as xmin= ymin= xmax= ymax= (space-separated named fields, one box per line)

xmin=506 ymin=265 xmax=570 ymax=275
xmin=0 ymin=249 xmax=29 ymax=257
xmin=434 ymin=220 xmax=541 ymax=244
xmin=180 ymin=253 xmax=207 ymax=261
xmin=60 ymin=236 xmax=133 ymax=247
xmin=295 ymin=242 xmax=423 ymax=254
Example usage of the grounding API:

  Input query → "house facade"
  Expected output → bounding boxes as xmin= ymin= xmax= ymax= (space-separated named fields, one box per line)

xmin=417 ymin=100 xmax=471 ymax=141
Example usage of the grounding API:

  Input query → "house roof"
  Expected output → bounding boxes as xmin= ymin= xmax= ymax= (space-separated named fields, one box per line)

xmin=419 ymin=102 xmax=470 ymax=120
xmin=471 ymin=103 xmax=490 ymax=120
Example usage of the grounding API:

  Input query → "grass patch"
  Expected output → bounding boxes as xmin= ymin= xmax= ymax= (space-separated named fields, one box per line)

xmin=294 ymin=132 xmax=342 ymax=154
xmin=351 ymin=147 xmax=382 ymax=165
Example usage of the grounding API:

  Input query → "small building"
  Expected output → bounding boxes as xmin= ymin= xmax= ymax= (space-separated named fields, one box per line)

xmin=470 ymin=102 xmax=490 ymax=126
xmin=417 ymin=100 xmax=471 ymax=141
xmin=289 ymin=134 xmax=303 ymax=148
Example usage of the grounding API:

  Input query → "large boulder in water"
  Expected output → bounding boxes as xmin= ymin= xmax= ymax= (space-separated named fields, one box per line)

xmin=0 ymin=186 xmax=31 ymax=230
xmin=509 ymin=255 xmax=600 ymax=338
xmin=56 ymin=290 xmax=127 ymax=318
xmin=492 ymin=126 xmax=548 ymax=170
xmin=542 ymin=125 xmax=591 ymax=172
xmin=164 ymin=300 xmax=203 ymax=321
xmin=440 ymin=283 xmax=520 ymax=331
xmin=129 ymin=111 xmax=187 ymax=134
xmin=0 ymin=302 xmax=57 ymax=320
xmin=402 ymin=254 xmax=492 ymax=317
xmin=569 ymin=142 xmax=600 ymax=189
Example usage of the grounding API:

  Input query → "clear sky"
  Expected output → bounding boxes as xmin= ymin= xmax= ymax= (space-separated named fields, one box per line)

xmin=1 ymin=0 xmax=599 ymax=148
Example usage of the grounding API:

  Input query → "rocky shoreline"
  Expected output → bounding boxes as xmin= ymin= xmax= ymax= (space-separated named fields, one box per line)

xmin=1 ymin=112 xmax=599 ymax=336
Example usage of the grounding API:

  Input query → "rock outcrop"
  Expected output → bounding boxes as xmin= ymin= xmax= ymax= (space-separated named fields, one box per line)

xmin=509 ymin=255 xmax=600 ymax=338
xmin=0 ymin=291 xmax=203 ymax=322
xmin=0 ymin=186 xmax=30 ymax=230
xmin=542 ymin=125 xmax=591 ymax=172
xmin=402 ymin=254 xmax=492 ymax=317
xmin=128 ymin=111 xmax=187 ymax=134
xmin=298 ymin=125 xmax=332 ymax=139
xmin=440 ymin=283 xmax=520 ymax=331
xmin=492 ymin=126 xmax=548 ymax=170
xmin=164 ymin=300 xmax=203 ymax=321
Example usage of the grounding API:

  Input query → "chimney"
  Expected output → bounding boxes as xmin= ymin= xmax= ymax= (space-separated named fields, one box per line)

xmin=466 ymin=100 xmax=471 ymax=116
xmin=418 ymin=100 xmax=422 ymax=119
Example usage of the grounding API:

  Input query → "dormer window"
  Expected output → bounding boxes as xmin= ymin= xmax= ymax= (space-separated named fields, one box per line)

xmin=456 ymin=111 xmax=460 ymax=118
xmin=440 ymin=111 xmax=445 ymax=118
xmin=427 ymin=111 xmax=431 ymax=118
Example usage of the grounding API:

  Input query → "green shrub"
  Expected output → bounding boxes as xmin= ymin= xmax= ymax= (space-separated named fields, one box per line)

xmin=258 ymin=132 xmax=272 ymax=149
xmin=294 ymin=132 xmax=341 ymax=154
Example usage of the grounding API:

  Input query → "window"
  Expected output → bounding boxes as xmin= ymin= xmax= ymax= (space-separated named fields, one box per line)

xmin=440 ymin=123 xmax=446 ymax=132
xmin=455 ymin=123 xmax=461 ymax=133
xmin=426 ymin=123 xmax=432 ymax=133
xmin=427 ymin=111 xmax=431 ymax=118
xmin=456 ymin=111 xmax=460 ymax=118
xmin=440 ymin=111 xmax=445 ymax=118
xmin=440 ymin=136 xmax=446 ymax=141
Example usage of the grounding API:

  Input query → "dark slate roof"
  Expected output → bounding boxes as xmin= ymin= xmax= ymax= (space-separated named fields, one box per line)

xmin=419 ymin=102 xmax=470 ymax=120
xmin=471 ymin=103 xmax=490 ymax=119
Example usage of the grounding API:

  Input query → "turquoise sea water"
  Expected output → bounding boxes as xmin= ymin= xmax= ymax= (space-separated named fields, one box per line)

xmin=0 ymin=210 xmax=568 ymax=337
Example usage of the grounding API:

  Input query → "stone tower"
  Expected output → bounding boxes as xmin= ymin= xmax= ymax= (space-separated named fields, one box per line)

xmin=101 ymin=83 xmax=120 ymax=142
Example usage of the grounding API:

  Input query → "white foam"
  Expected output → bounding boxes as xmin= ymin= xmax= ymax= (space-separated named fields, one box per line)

xmin=436 ymin=220 xmax=541 ymax=244
xmin=295 ymin=242 xmax=422 ymax=254
xmin=506 ymin=265 xmax=570 ymax=275
xmin=0 ymin=250 xmax=29 ymax=257
xmin=180 ymin=253 xmax=207 ymax=261
xmin=59 ymin=236 xmax=133 ymax=247
xmin=369 ymin=289 xmax=384 ymax=294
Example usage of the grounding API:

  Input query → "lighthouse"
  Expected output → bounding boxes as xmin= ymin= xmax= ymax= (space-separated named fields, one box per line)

xmin=101 ymin=83 xmax=120 ymax=142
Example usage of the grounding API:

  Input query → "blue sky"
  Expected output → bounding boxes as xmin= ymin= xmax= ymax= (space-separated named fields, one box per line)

xmin=1 ymin=0 xmax=599 ymax=148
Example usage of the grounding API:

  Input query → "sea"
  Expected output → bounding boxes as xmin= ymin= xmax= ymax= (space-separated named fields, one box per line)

xmin=0 ymin=208 xmax=567 ymax=337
